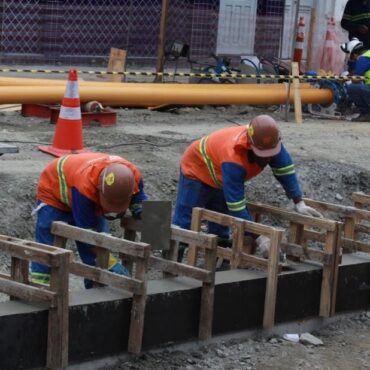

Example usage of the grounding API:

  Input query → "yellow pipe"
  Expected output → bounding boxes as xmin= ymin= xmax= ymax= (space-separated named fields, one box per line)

xmin=0 ymin=84 xmax=333 ymax=106
xmin=0 ymin=76 xmax=313 ymax=89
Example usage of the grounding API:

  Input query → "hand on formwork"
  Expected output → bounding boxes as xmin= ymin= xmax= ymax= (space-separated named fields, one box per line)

xmin=295 ymin=200 xmax=323 ymax=218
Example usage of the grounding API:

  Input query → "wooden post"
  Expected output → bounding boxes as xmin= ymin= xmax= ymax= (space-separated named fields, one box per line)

xmin=198 ymin=235 xmax=218 ymax=340
xmin=163 ymin=239 xmax=178 ymax=278
xmin=47 ymin=252 xmax=70 ymax=369
xmin=330 ymin=223 xmax=342 ymax=316
xmin=319 ymin=230 xmax=336 ymax=317
xmin=187 ymin=208 xmax=203 ymax=266
xmin=291 ymin=62 xmax=303 ymax=124
xmin=263 ymin=229 xmax=283 ymax=328
xmin=155 ymin=0 xmax=170 ymax=82
xmin=123 ymin=228 xmax=136 ymax=274
xmin=231 ymin=220 xmax=244 ymax=269
xmin=127 ymin=251 xmax=149 ymax=354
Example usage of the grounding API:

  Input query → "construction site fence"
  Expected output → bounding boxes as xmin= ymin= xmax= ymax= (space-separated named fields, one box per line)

xmin=0 ymin=0 xmax=344 ymax=70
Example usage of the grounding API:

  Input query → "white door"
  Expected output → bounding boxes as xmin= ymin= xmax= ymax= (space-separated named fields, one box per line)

xmin=216 ymin=0 xmax=257 ymax=55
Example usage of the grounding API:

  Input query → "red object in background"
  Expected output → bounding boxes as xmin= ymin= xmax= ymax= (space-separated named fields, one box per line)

xmin=320 ymin=17 xmax=336 ymax=73
xmin=293 ymin=16 xmax=305 ymax=71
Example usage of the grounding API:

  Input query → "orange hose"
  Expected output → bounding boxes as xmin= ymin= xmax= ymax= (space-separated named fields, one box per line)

xmin=0 ymin=85 xmax=333 ymax=106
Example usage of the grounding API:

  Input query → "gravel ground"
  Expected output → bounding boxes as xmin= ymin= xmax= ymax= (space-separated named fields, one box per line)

xmin=1 ymin=103 xmax=370 ymax=367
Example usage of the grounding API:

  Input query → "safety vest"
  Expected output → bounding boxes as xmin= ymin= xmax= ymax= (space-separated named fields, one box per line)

xmin=181 ymin=126 xmax=264 ymax=188
xmin=37 ymin=152 xmax=141 ymax=212
xmin=362 ymin=50 xmax=370 ymax=84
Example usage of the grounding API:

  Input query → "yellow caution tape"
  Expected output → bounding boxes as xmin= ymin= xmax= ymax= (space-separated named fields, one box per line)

xmin=0 ymin=68 xmax=365 ymax=81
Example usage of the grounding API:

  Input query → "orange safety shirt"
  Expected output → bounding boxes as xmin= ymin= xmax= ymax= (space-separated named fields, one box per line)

xmin=181 ymin=126 xmax=264 ymax=188
xmin=37 ymin=152 xmax=141 ymax=213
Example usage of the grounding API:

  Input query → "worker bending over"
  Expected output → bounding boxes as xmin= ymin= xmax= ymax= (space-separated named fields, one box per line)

xmin=31 ymin=152 xmax=147 ymax=287
xmin=341 ymin=37 xmax=370 ymax=121
xmin=173 ymin=115 xmax=322 ymax=259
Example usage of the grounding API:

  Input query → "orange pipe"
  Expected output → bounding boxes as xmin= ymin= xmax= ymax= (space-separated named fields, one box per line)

xmin=0 ymin=85 xmax=333 ymax=106
xmin=0 ymin=76 xmax=313 ymax=89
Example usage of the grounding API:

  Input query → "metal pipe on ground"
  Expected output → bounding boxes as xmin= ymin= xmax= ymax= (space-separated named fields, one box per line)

xmin=0 ymin=85 xmax=333 ymax=107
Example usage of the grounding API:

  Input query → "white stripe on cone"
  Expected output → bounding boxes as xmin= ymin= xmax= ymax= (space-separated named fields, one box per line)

xmin=295 ymin=42 xmax=304 ymax=49
xmin=64 ymin=81 xmax=80 ymax=99
xmin=59 ymin=106 xmax=82 ymax=120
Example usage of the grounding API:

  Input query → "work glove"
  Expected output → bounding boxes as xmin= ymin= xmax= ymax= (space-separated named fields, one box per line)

xmin=294 ymin=200 xmax=323 ymax=218
xmin=255 ymin=235 xmax=287 ymax=263
xmin=108 ymin=254 xmax=130 ymax=277
xmin=255 ymin=235 xmax=271 ymax=259
xmin=130 ymin=202 xmax=143 ymax=220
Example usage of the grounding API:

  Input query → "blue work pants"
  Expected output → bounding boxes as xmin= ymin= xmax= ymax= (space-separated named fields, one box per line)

xmin=173 ymin=171 xmax=229 ymax=238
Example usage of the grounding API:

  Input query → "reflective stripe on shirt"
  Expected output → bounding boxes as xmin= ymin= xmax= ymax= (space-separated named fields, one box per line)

xmin=57 ymin=155 xmax=71 ymax=206
xmin=271 ymin=164 xmax=296 ymax=176
xmin=199 ymin=136 xmax=222 ymax=188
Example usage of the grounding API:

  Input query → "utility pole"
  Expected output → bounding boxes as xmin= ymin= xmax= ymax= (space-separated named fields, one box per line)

xmin=155 ymin=0 xmax=169 ymax=82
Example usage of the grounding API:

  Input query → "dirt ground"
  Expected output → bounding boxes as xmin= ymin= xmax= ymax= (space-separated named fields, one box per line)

xmin=1 ymin=102 xmax=370 ymax=369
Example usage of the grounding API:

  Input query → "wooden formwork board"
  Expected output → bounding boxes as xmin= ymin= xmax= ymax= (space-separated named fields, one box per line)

xmin=187 ymin=208 xmax=284 ymax=329
xmin=0 ymin=235 xmax=71 ymax=369
xmin=246 ymin=201 xmax=341 ymax=318
xmin=120 ymin=217 xmax=218 ymax=340
xmin=51 ymin=221 xmax=150 ymax=355
xmin=304 ymin=197 xmax=370 ymax=254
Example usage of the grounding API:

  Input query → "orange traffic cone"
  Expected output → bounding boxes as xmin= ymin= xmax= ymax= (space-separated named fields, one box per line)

xmin=39 ymin=69 xmax=85 ymax=157
xmin=320 ymin=17 xmax=336 ymax=73
xmin=293 ymin=16 xmax=305 ymax=72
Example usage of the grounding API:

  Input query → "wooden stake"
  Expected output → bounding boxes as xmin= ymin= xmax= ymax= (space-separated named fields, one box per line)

xmin=291 ymin=62 xmax=303 ymax=124
xmin=106 ymin=48 xmax=127 ymax=83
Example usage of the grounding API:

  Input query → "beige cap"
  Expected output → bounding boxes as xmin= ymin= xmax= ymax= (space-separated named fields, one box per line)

xmin=247 ymin=115 xmax=282 ymax=158
xmin=99 ymin=163 xmax=134 ymax=213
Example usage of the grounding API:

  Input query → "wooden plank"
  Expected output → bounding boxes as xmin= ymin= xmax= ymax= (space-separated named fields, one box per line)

xmin=342 ymin=238 xmax=370 ymax=253
xmin=0 ymin=234 xmax=67 ymax=254
xmin=47 ymin=252 xmax=69 ymax=369
xmin=0 ymin=239 xmax=61 ymax=266
xmin=304 ymin=198 xmax=370 ymax=221
xmin=11 ymin=257 xmax=28 ymax=283
xmin=162 ymin=239 xmax=178 ymax=278
xmin=319 ymin=230 xmax=336 ymax=317
xmin=123 ymin=228 xmax=137 ymax=274
xmin=106 ymin=48 xmax=126 ymax=83
xmin=239 ymin=252 xmax=269 ymax=270
xmin=247 ymin=202 xmax=336 ymax=231
xmin=187 ymin=208 xmax=203 ymax=266
xmin=127 ymin=249 xmax=149 ymax=354
xmin=303 ymin=229 xmax=326 ymax=242
xmin=198 ymin=235 xmax=218 ymax=340
xmin=0 ymin=277 xmax=56 ymax=306
xmin=149 ymin=256 xmax=212 ymax=283
xmin=288 ymin=222 xmax=304 ymax=245
xmin=355 ymin=223 xmax=370 ymax=234
xmin=231 ymin=220 xmax=244 ymax=269
xmin=263 ymin=229 xmax=283 ymax=328
xmin=70 ymin=262 xmax=143 ymax=294
xmin=352 ymin=192 xmax=370 ymax=207
xmin=330 ymin=223 xmax=342 ymax=316
xmin=281 ymin=242 xmax=330 ymax=264
xmin=52 ymin=222 xmax=150 ymax=258
xmin=292 ymin=61 xmax=303 ymax=124
xmin=171 ymin=227 xmax=217 ymax=250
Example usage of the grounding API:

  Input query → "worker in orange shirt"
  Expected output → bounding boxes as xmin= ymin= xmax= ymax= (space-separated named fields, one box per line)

xmin=31 ymin=152 xmax=148 ymax=287
xmin=173 ymin=115 xmax=322 ymax=261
